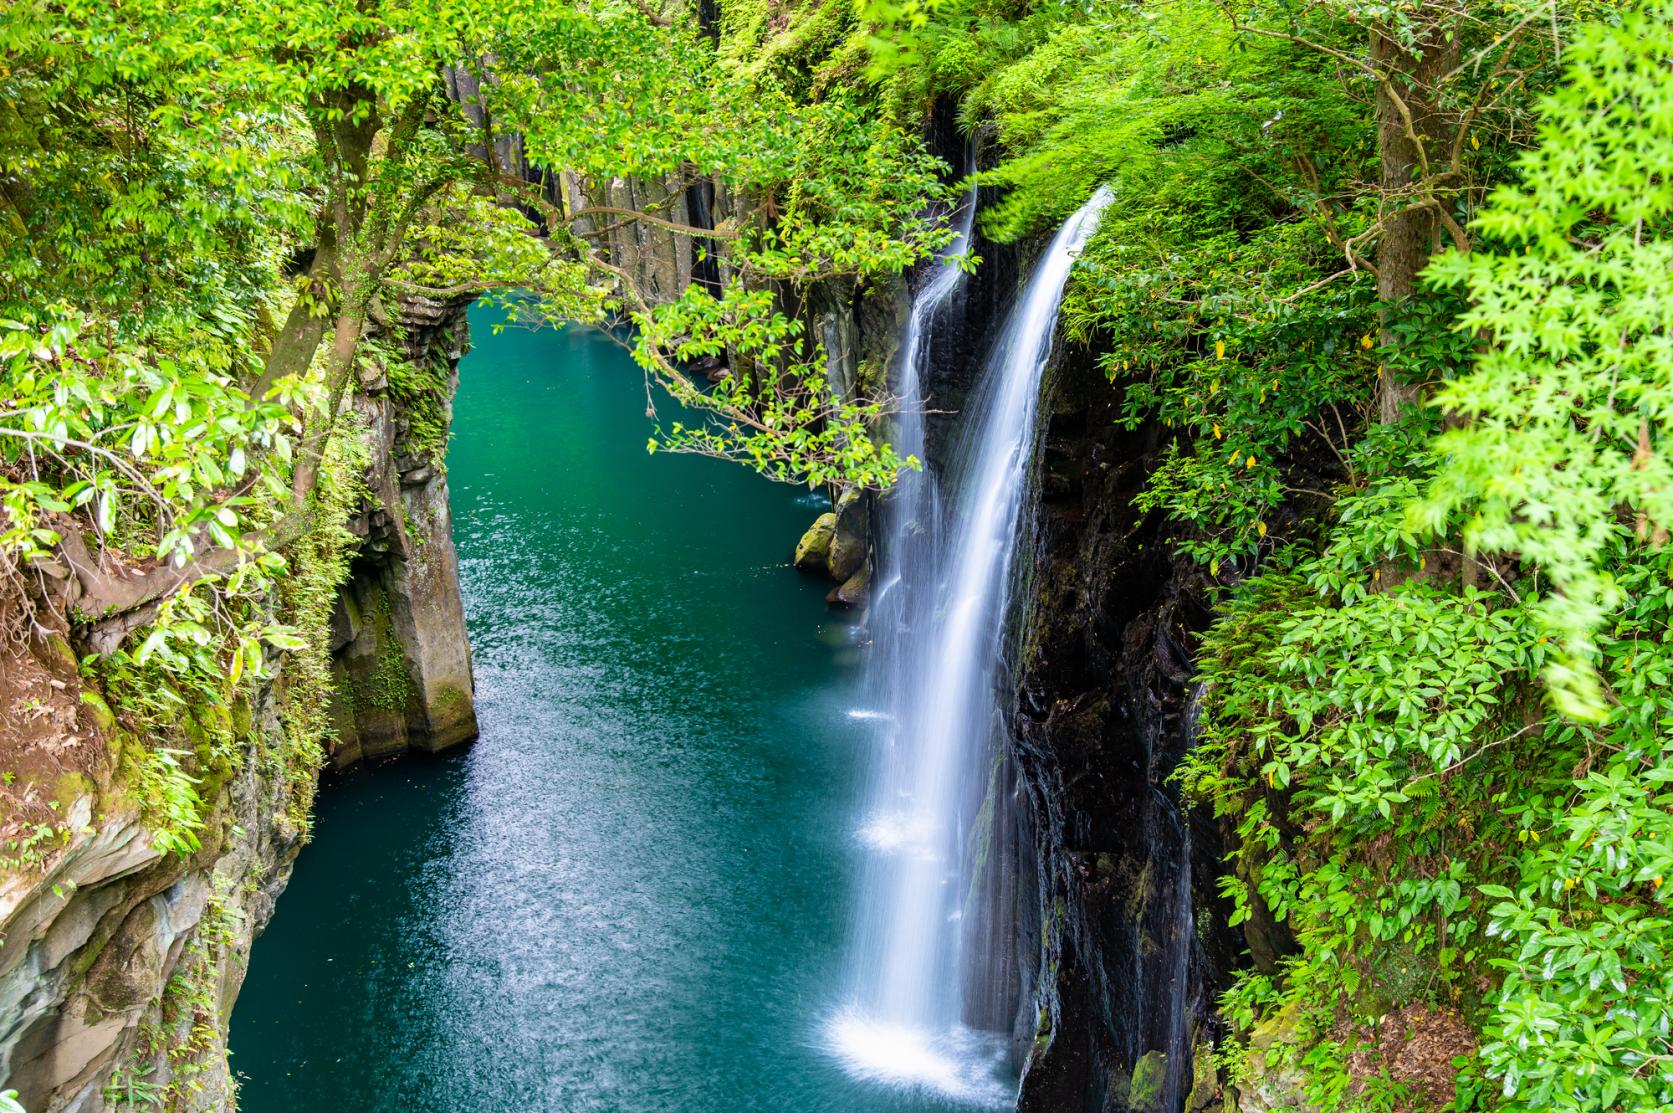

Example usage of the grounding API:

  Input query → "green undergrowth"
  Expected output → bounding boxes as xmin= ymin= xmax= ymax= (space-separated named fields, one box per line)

xmin=270 ymin=422 xmax=370 ymax=836
xmin=91 ymin=421 xmax=368 ymax=855
xmin=378 ymin=337 xmax=453 ymax=468
xmin=1176 ymin=13 xmax=1673 ymax=1108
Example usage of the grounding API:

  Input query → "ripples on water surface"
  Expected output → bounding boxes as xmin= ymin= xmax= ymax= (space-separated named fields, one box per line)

xmin=230 ymin=318 xmax=1007 ymax=1112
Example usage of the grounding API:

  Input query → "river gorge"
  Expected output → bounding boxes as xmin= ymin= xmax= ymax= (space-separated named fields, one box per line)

xmin=233 ymin=186 xmax=1130 ymax=1111
xmin=7 ymin=4 xmax=1643 ymax=1111
xmin=230 ymin=314 xmax=978 ymax=1111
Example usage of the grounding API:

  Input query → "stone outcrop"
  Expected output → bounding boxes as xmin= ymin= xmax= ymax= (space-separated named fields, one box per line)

xmin=790 ymin=484 xmax=876 ymax=608
xmin=328 ymin=294 xmax=479 ymax=765
xmin=0 ymin=665 xmax=302 ymax=1113
xmin=826 ymin=488 xmax=868 ymax=582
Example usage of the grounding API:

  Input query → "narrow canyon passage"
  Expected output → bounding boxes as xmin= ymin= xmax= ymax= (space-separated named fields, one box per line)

xmin=229 ymin=315 xmax=969 ymax=1111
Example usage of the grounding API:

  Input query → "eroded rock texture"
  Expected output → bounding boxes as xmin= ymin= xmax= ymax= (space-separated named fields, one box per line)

xmin=329 ymin=294 xmax=480 ymax=765
xmin=1009 ymin=343 xmax=1238 ymax=1113
xmin=0 ymin=666 xmax=301 ymax=1113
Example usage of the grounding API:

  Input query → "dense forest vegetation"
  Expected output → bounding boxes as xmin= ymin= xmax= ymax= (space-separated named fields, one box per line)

xmin=1 ymin=0 xmax=945 ymax=854
xmin=3 ymin=0 xmax=1671 ymax=1110
xmin=894 ymin=2 xmax=1669 ymax=1109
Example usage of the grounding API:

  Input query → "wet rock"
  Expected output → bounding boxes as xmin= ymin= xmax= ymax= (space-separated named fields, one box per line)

xmin=1129 ymin=1050 xmax=1170 ymax=1113
xmin=827 ymin=488 xmax=869 ymax=581
xmin=827 ymin=564 xmax=870 ymax=609
xmin=1233 ymin=1004 xmax=1314 ymax=1113
xmin=1186 ymin=1036 xmax=1224 ymax=1111
xmin=794 ymin=513 xmax=838 ymax=571
xmin=1014 ymin=326 xmax=1235 ymax=1113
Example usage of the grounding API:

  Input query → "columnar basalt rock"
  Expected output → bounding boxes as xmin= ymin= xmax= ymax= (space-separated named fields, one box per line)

xmin=1007 ymin=339 xmax=1237 ymax=1113
xmin=329 ymin=294 xmax=480 ymax=766
xmin=563 ymin=172 xmax=700 ymax=306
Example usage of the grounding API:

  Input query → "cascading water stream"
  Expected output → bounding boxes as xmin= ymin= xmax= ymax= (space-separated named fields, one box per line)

xmin=830 ymin=186 xmax=1113 ymax=1105
xmin=860 ymin=162 xmax=977 ymax=706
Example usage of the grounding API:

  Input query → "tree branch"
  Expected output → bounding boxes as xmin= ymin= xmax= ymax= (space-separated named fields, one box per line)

xmin=569 ymin=205 xmax=736 ymax=241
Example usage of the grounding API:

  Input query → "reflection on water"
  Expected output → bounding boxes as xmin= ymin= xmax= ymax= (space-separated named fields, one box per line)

xmin=230 ymin=320 xmax=980 ymax=1112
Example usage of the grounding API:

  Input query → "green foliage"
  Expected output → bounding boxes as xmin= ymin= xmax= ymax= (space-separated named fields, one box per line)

xmin=1177 ymin=10 xmax=1673 ymax=1111
xmin=936 ymin=0 xmax=1389 ymax=566
xmin=0 ymin=814 xmax=73 ymax=875
xmin=0 ymin=309 xmax=298 ymax=587
xmin=270 ymin=424 xmax=370 ymax=835
xmin=93 ymin=559 xmax=296 ymax=854
xmin=378 ymin=344 xmax=452 ymax=467
xmin=1418 ymin=4 xmax=1673 ymax=718
xmin=639 ymin=280 xmax=916 ymax=488
xmin=0 ymin=1 xmax=308 ymax=331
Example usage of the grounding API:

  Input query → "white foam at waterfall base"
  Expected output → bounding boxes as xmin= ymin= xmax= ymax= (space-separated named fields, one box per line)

xmin=823 ymin=1006 xmax=1015 ymax=1108
xmin=845 ymin=708 xmax=894 ymax=723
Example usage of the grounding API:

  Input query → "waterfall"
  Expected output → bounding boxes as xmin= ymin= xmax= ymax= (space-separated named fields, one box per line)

xmin=830 ymin=186 xmax=1113 ymax=1105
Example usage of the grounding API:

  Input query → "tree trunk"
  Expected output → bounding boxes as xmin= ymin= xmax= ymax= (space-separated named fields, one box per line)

xmin=249 ymin=236 xmax=338 ymax=402
xmin=1372 ymin=10 xmax=1460 ymax=422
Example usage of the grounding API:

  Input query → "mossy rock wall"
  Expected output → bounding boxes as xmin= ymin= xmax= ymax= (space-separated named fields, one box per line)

xmin=329 ymin=294 xmax=481 ymax=767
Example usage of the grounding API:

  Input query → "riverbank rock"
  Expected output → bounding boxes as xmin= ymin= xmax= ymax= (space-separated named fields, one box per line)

xmin=827 ymin=488 xmax=869 ymax=581
xmin=827 ymin=564 xmax=870 ymax=608
xmin=1233 ymin=1004 xmax=1315 ymax=1113
xmin=794 ymin=513 xmax=838 ymax=571
xmin=331 ymin=293 xmax=480 ymax=766
xmin=0 ymin=675 xmax=304 ymax=1113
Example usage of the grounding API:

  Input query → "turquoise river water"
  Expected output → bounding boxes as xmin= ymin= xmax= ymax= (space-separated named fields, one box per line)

xmin=229 ymin=313 xmax=985 ymax=1111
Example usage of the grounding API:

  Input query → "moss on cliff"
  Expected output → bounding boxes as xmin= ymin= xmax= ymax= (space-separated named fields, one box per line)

xmin=382 ymin=344 xmax=453 ymax=467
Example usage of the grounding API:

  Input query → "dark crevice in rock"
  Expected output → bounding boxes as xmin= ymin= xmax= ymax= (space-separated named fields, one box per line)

xmin=1008 ymin=334 xmax=1242 ymax=1113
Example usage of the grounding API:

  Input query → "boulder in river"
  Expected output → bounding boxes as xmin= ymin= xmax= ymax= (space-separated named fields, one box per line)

xmin=793 ymin=513 xmax=837 ymax=570
xmin=826 ymin=487 xmax=869 ymax=581
xmin=827 ymin=563 xmax=870 ymax=608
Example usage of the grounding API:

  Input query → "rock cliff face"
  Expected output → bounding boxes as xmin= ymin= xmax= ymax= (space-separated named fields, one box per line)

xmin=328 ymin=295 xmax=480 ymax=765
xmin=0 ymin=295 xmax=480 ymax=1112
xmin=0 ymin=642 xmax=303 ymax=1113
xmin=562 ymin=172 xmax=708 ymax=306
xmin=1007 ymin=342 xmax=1239 ymax=1113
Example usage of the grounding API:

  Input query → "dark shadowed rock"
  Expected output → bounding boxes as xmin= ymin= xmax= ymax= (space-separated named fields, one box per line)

xmin=827 ymin=563 xmax=870 ymax=608
xmin=827 ymin=488 xmax=869 ymax=581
